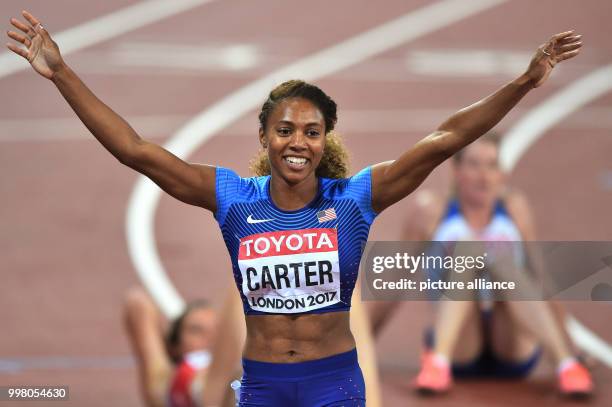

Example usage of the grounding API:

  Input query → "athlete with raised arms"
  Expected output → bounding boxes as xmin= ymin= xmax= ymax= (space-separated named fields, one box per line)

xmin=7 ymin=10 xmax=583 ymax=406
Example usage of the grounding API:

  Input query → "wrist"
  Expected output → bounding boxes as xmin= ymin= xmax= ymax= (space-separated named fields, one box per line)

xmin=516 ymin=73 xmax=536 ymax=90
xmin=50 ymin=61 xmax=70 ymax=84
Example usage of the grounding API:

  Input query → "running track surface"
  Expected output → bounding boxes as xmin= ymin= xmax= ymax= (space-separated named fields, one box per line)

xmin=1 ymin=1 xmax=611 ymax=406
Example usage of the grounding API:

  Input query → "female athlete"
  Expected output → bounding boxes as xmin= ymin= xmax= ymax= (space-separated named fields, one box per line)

xmin=367 ymin=133 xmax=593 ymax=397
xmin=7 ymin=10 xmax=582 ymax=406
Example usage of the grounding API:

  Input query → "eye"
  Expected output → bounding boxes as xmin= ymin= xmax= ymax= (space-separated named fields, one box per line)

xmin=277 ymin=127 xmax=292 ymax=136
xmin=306 ymin=129 xmax=321 ymax=137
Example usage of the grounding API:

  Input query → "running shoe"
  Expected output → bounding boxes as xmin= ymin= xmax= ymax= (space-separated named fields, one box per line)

xmin=414 ymin=351 xmax=452 ymax=394
xmin=558 ymin=360 xmax=593 ymax=397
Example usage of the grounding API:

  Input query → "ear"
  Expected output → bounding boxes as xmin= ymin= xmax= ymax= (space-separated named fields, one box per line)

xmin=259 ymin=127 xmax=267 ymax=148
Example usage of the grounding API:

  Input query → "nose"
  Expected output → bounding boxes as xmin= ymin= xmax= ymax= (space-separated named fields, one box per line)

xmin=288 ymin=131 xmax=307 ymax=151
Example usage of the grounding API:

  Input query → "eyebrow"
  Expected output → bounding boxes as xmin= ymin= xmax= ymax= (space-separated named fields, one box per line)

xmin=276 ymin=120 xmax=322 ymax=127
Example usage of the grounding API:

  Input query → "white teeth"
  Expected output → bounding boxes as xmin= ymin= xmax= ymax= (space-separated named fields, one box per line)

xmin=285 ymin=156 xmax=307 ymax=165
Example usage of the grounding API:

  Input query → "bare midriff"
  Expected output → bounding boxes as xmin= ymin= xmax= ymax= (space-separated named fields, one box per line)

xmin=243 ymin=311 xmax=354 ymax=363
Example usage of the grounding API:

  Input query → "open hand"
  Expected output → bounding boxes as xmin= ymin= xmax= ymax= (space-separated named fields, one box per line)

xmin=525 ymin=30 xmax=582 ymax=88
xmin=6 ymin=10 xmax=65 ymax=80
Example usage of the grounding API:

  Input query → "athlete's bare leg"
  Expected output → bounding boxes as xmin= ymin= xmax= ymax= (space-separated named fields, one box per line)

xmin=351 ymin=283 xmax=382 ymax=407
xmin=123 ymin=287 xmax=172 ymax=407
xmin=366 ymin=293 xmax=484 ymax=367
xmin=501 ymin=301 xmax=572 ymax=362
xmin=433 ymin=301 xmax=483 ymax=363
xmin=550 ymin=301 xmax=580 ymax=355
xmin=202 ymin=287 xmax=245 ymax=407
xmin=489 ymin=302 xmax=539 ymax=363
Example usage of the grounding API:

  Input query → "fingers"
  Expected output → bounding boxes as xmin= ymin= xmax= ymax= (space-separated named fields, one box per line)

xmin=554 ymin=32 xmax=582 ymax=62
xmin=33 ymin=23 xmax=51 ymax=42
xmin=7 ymin=30 xmax=31 ymax=47
xmin=21 ymin=10 xmax=41 ymax=27
xmin=10 ymin=17 xmax=35 ymax=39
xmin=557 ymin=48 xmax=581 ymax=62
xmin=551 ymin=30 xmax=575 ymax=42
xmin=563 ymin=34 xmax=582 ymax=43
xmin=5 ymin=42 xmax=28 ymax=58
xmin=9 ymin=11 xmax=46 ymax=40
xmin=558 ymin=41 xmax=582 ymax=53
xmin=540 ymin=31 xmax=583 ymax=62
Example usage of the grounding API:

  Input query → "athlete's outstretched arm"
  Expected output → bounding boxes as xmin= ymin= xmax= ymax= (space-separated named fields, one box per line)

xmin=6 ymin=11 xmax=216 ymax=211
xmin=370 ymin=31 xmax=582 ymax=213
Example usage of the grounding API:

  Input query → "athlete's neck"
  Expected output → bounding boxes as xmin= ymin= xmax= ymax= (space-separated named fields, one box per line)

xmin=458 ymin=196 xmax=495 ymax=231
xmin=269 ymin=173 xmax=319 ymax=211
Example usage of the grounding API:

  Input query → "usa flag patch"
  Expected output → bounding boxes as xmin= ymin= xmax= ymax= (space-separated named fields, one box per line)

xmin=317 ymin=208 xmax=337 ymax=223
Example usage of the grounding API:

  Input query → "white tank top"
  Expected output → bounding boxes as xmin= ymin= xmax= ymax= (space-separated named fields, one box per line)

xmin=431 ymin=199 xmax=525 ymax=302
xmin=432 ymin=199 xmax=522 ymax=242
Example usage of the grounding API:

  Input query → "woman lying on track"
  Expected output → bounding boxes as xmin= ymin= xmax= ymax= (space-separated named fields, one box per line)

xmin=367 ymin=133 xmax=593 ymax=397
xmin=123 ymin=287 xmax=226 ymax=407
xmin=7 ymin=9 xmax=583 ymax=406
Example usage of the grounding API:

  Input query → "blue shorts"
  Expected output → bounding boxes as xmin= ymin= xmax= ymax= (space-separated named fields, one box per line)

xmin=424 ymin=311 xmax=541 ymax=379
xmin=238 ymin=348 xmax=365 ymax=407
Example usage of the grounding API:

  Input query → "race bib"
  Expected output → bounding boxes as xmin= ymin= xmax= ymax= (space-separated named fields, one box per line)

xmin=238 ymin=228 xmax=341 ymax=313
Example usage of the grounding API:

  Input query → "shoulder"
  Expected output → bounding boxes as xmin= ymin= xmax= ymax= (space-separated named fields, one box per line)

xmin=215 ymin=167 xmax=269 ymax=224
xmin=321 ymin=167 xmax=377 ymax=223
xmin=321 ymin=167 xmax=371 ymax=198
xmin=216 ymin=167 xmax=267 ymax=197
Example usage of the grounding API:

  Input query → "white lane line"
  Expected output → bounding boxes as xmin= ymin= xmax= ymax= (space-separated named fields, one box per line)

xmin=407 ymin=49 xmax=532 ymax=77
xmin=0 ymin=114 xmax=187 ymax=141
xmin=110 ymin=42 xmax=260 ymax=71
xmin=501 ymin=64 xmax=612 ymax=171
xmin=5 ymin=106 xmax=612 ymax=143
xmin=125 ymin=0 xmax=508 ymax=318
xmin=567 ymin=316 xmax=612 ymax=367
xmin=0 ymin=356 xmax=134 ymax=373
xmin=500 ymin=64 xmax=612 ymax=368
xmin=7 ymin=106 xmax=612 ymax=144
xmin=0 ymin=0 xmax=215 ymax=79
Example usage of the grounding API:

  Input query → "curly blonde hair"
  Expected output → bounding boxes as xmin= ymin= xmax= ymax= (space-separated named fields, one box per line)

xmin=251 ymin=79 xmax=350 ymax=179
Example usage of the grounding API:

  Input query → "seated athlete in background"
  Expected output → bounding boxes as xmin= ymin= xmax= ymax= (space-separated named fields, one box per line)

xmin=124 ymin=287 xmax=231 ymax=407
xmin=367 ymin=133 xmax=593 ymax=397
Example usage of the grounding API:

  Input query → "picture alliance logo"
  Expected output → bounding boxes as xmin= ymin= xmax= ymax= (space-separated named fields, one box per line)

xmin=370 ymin=252 xmax=488 ymax=274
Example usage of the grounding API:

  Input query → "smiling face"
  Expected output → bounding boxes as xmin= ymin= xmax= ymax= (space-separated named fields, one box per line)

xmin=453 ymin=140 xmax=504 ymax=207
xmin=259 ymin=97 xmax=326 ymax=185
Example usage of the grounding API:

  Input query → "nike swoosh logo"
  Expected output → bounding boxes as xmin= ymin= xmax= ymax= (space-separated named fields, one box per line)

xmin=246 ymin=214 xmax=275 ymax=224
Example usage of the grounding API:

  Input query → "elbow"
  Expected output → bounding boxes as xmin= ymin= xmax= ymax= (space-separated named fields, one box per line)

xmin=117 ymin=152 xmax=136 ymax=168
xmin=425 ymin=130 xmax=456 ymax=162
xmin=117 ymin=140 xmax=144 ymax=168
